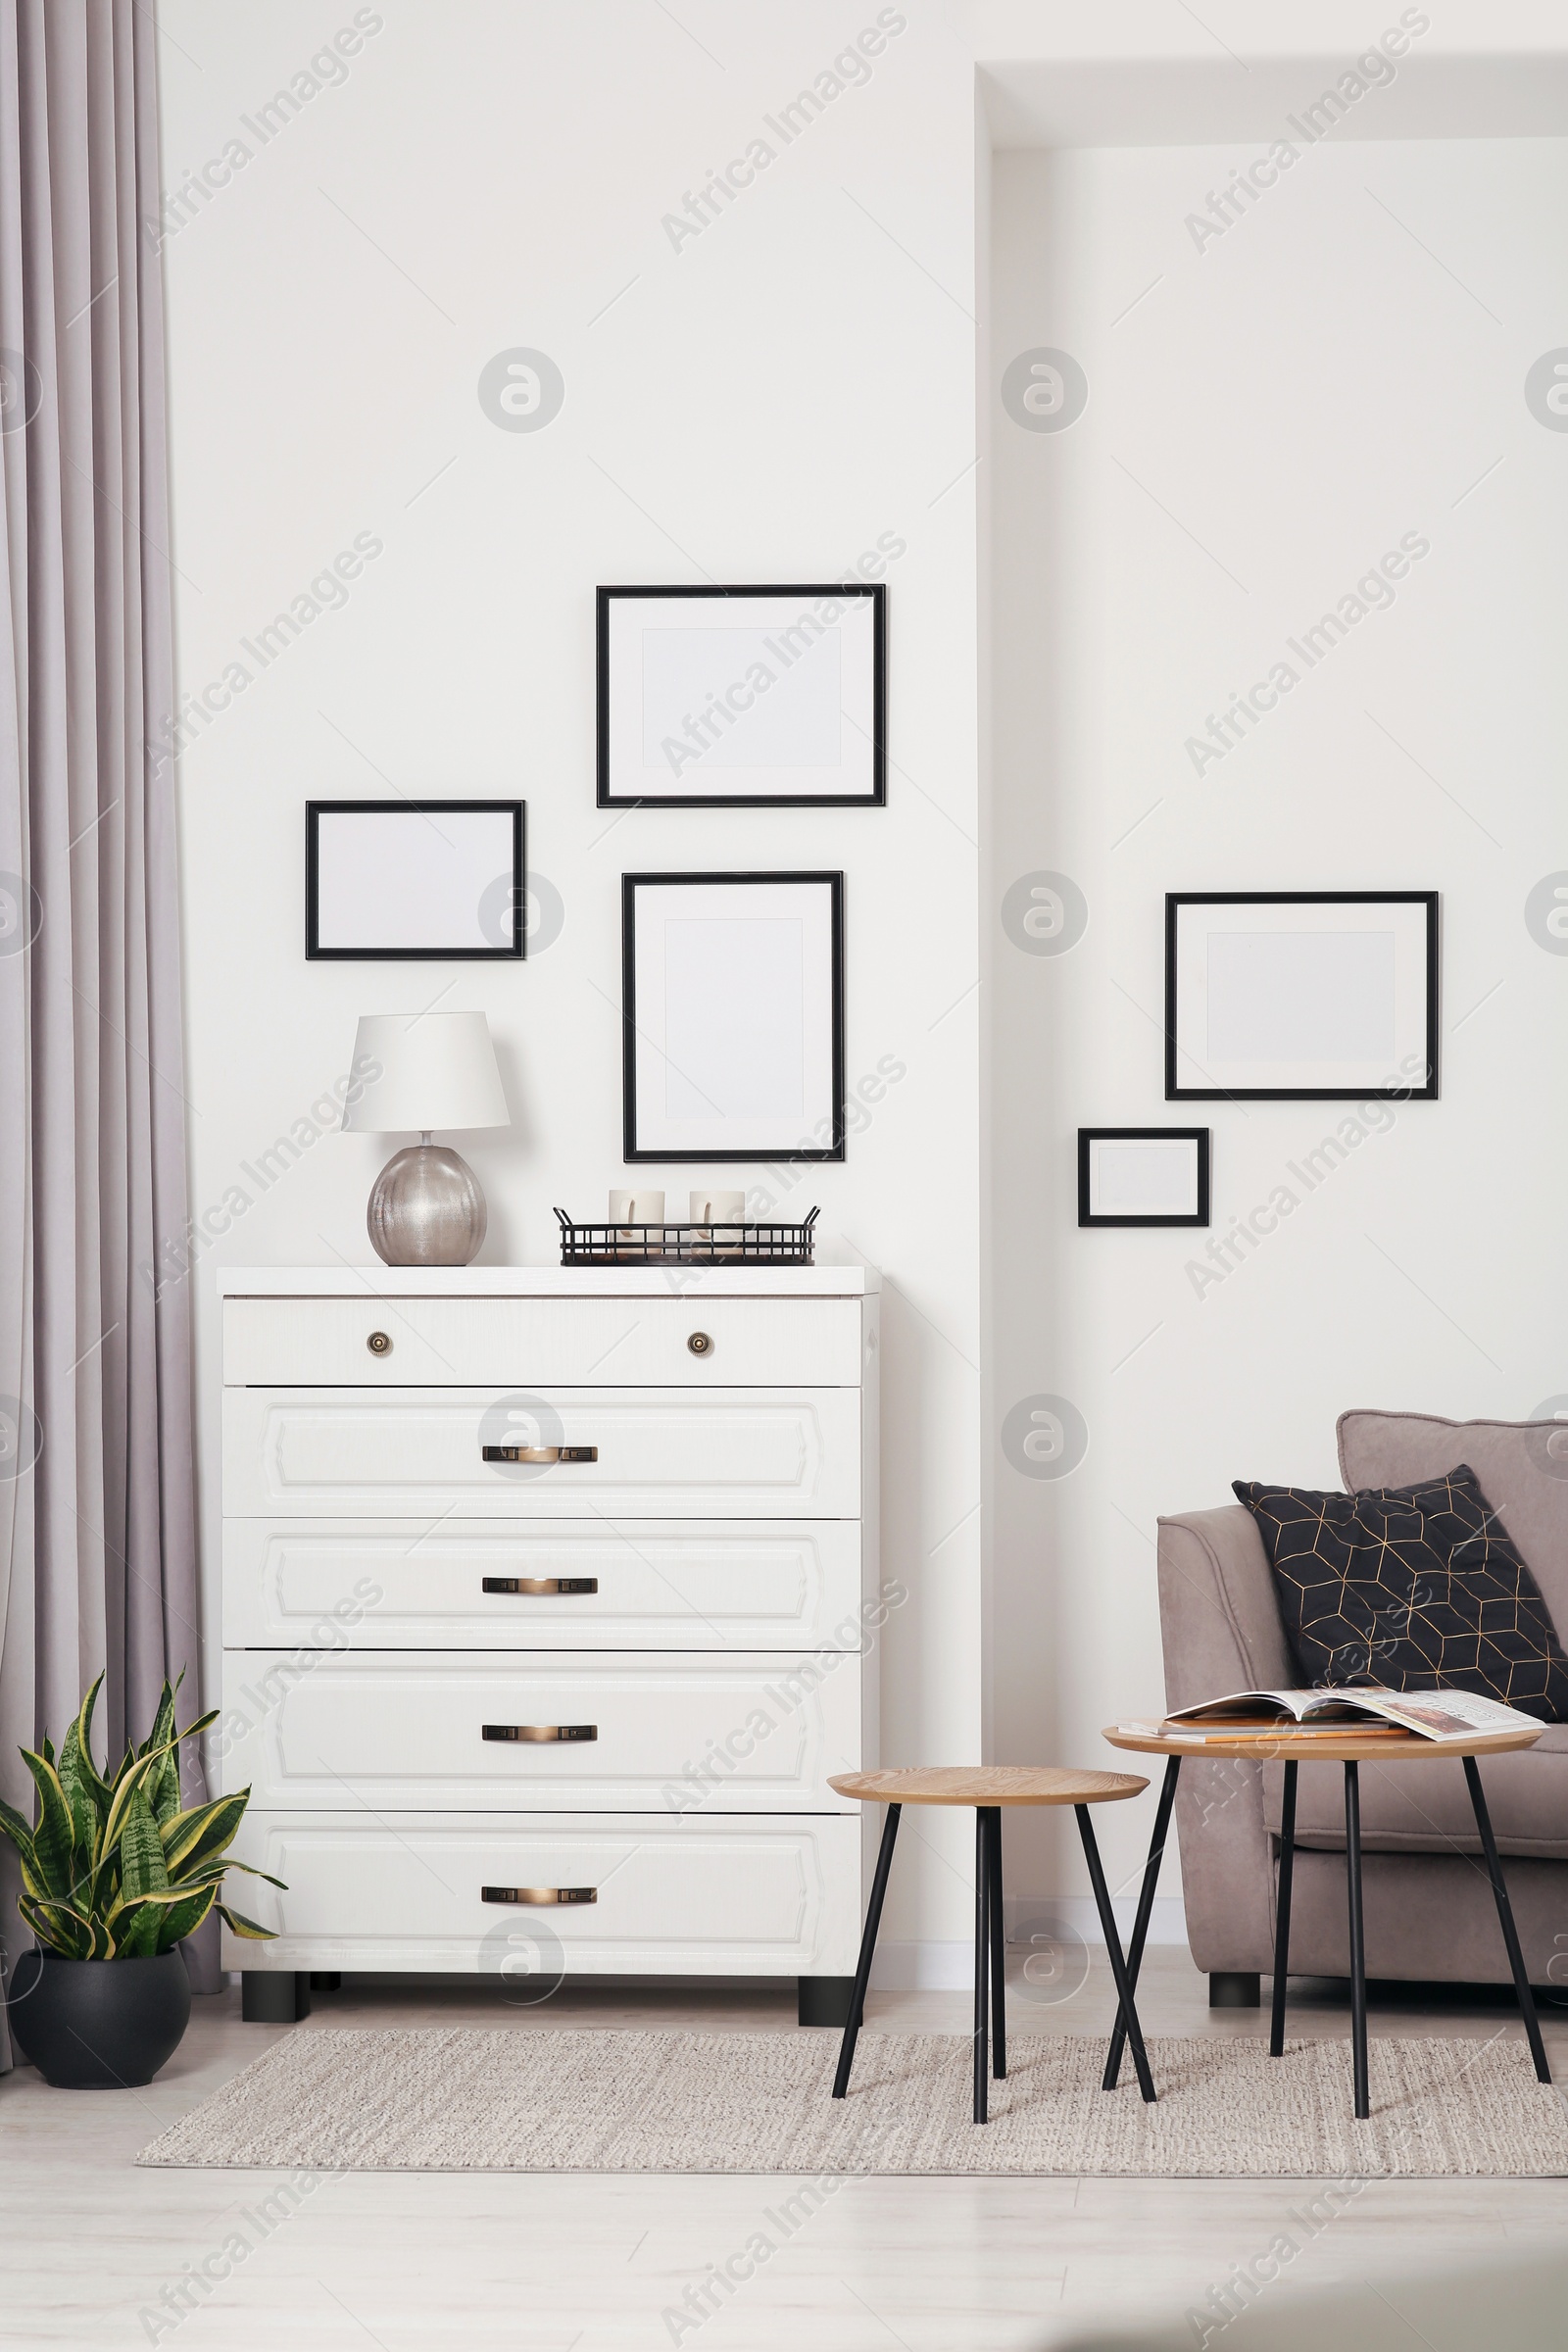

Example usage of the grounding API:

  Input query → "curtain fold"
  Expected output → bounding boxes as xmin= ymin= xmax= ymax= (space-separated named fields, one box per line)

xmin=0 ymin=0 xmax=207 ymax=2072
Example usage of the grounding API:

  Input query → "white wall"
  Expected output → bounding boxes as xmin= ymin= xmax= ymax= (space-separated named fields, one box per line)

xmin=157 ymin=0 xmax=983 ymax=1959
xmin=158 ymin=1 xmax=1568 ymax=1962
xmin=988 ymin=128 xmax=1568 ymax=1918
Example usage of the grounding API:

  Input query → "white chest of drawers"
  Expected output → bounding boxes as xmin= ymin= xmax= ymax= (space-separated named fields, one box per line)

xmin=219 ymin=1265 xmax=879 ymax=2023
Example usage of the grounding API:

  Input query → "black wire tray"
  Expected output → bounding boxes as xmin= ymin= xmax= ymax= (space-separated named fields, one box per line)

xmin=555 ymin=1207 xmax=818 ymax=1265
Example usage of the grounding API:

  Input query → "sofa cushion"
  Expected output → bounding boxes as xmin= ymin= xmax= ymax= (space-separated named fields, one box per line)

xmin=1233 ymin=1466 xmax=1568 ymax=1720
xmin=1262 ymin=1727 xmax=1568 ymax=1859
xmin=1340 ymin=1409 xmax=1568 ymax=1642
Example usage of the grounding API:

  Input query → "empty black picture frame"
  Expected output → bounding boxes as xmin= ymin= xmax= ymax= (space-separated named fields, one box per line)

xmin=1078 ymin=1128 xmax=1210 ymax=1228
xmin=622 ymin=870 xmax=846 ymax=1162
xmin=306 ymin=800 xmax=525 ymax=960
xmin=597 ymin=582 xmax=887 ymax=808
xmin=1165 ymin=891 xmax=1439 ymax=1102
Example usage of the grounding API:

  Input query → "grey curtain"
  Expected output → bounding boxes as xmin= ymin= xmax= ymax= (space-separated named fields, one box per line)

xmin=0 ymin=0 xmax=208 ymax=2070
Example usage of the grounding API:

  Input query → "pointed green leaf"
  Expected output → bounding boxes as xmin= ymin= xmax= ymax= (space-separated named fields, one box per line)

xmin=137 ymin=1679 xmax=176 ymax=1764
xmin=58 ymin=1710 xmax=106 ymax=1861
xmin=0 ymin=1791 xmax=37 ymax=1873
xmin=161 ymin=1791 xmax=248 ymax=1877
xmin=20 ymin=1750 xmax=76 ymax=1900
xmin=97 ymin=1741 xmax=176 ymax=1865
xmin=215 ymin=1901 xmax=276 ymax=1940
xmin=118 ymin=1783 xmax=170 ymax=1900
xmin=111 ymin=1901 xmax=163 ymax=1957
xmin=210 ymin=1858 xmax=287 ymax=1889
xmin=150 ymin=1750 xmax=183 ymax=1828
xmin=157 ymin=1883 xmax=218 ymax=1951
xmin=19 ymin=1893 xmax=90 ymax=1959
xmin=114 ymin=1884 xmax=217 ymax=1954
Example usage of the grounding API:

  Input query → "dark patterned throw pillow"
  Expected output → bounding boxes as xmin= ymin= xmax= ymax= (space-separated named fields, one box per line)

xmin=1233 ymin=1466 xmax=1568 ymax=1721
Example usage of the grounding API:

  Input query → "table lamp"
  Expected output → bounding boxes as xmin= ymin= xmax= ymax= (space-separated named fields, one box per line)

xmin=342 ymin=1011 xmax=510 ymax=1266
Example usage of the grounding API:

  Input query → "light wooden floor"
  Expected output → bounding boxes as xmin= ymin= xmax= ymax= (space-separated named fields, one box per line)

xmin=5 ymin=1949 xmax=1567 ymax=2352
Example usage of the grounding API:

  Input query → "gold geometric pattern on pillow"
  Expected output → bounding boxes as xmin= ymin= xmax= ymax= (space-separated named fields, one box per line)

xmin=1233 ymin=1466 xmax=1568 ymax=1722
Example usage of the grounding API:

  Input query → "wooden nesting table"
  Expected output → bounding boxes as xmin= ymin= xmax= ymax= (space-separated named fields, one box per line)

xmin=1102 ymin=1720 xmax=1549 ymax=2119
xmin=827 ymin=1766 xmax=1151 ymax=2123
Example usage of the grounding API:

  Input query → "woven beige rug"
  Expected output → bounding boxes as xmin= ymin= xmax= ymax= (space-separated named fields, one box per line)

xmin=136 ymin=2029 xmax=1568 ymax=2176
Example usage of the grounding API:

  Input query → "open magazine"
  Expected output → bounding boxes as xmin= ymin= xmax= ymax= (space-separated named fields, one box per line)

xmin=1142 ymin=1688 xmax=1543 ymax=1744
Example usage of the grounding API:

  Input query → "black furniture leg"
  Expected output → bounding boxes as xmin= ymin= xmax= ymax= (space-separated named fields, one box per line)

xmin=1269 ymin=1759 xmax=1298 ymax=2059
xmin=1104 ymin=1754 xmax=1180 ymax=2090
xmin=832 ymin=1803 xmax=901 ymax=2099
xmin=973 ymin=1808 xmax=990 ymax=2124
xmin=799 ymin=1978 xmax=857 ymax=2027
xmin=986 ymin=1807 xmax=1006 ymax=2081
xmin=241 ymin=1971 xmax=310 ymax=2024
xmin=1464 ymin=1755 xmax=1551 ymax=2085
xmin=1208 ymin=1973 xmax=1260 ymax=2008
xmin=1345 ymin=1761 xmax=1369 ymax=2120
xmin=1077 ymin=1804 xmax=1155 ymax=2104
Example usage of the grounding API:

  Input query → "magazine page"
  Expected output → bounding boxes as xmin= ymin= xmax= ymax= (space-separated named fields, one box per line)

xmin=1163 ymin=1690 xmax=1309 ymax=1724
xmin=1163 ymin=1690 xmax=1373 ymax=1726
xmin=1351 ymin=1689 xmax=1544 ymax=1740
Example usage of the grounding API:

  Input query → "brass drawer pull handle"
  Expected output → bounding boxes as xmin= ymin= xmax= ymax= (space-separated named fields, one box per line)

xmin=482 ymin=1724 xmax=597 ymax=1743
xmin=367 ymin=1331 xmax=391 ymax=1355
xmin=687 ymin=1331 xmax=713 ymax=1356
xmin=482 ymin=1445 xmax=598 ymax=1464
xmin=482 ymin=1886 xmax=597 ymax=1906
xmin=482 ymin=1576 xmax=598 ymax=1596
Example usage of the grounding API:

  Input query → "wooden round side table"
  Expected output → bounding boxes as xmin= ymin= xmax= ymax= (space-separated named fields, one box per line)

xmin=1102 ymin=1720 xmax=1548 ymax=2121
xmin=827 ymin=1765 xmax=1151 ymax=2123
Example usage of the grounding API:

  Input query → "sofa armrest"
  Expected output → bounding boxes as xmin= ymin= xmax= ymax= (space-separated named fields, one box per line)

xmin=1156 ymin=1504 xmax=1294 ymax=1704
xmin=1155 ymin=1507 xmax=1292 ymax=1974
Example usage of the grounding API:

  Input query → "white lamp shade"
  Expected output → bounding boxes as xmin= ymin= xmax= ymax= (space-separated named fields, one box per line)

xmin=342 ymin=1012 xmax=511 ymax=1134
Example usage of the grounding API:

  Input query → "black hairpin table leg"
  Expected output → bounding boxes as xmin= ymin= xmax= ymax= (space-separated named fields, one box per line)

xmin=986 ymin=1806 xmax=1006 ymax=2082
xmin=1269 ymin=1758 xmax=1298 ymax=2058
xmin=1077 ymin=1802 xmax=1156 ymax=2103
xmin=1344 ymin=1761 xmax=1369 ymax=2120
xmin=1104 ymin=1754 xmax=1180 ymax=2091
xmin=973 ymin=1808 xmax=990 ymax=2123
xmin=1464 ymin=1756 xmax=1551 ymax=2084
xmin=832 ymin=1802 xmax=901 ymax=2100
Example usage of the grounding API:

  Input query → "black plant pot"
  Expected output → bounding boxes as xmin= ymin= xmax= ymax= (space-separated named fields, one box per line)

xmin=6 ymin=1949 xmax=191 ymax=2088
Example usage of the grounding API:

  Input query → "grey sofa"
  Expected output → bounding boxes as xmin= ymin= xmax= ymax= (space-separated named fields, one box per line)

xmin=1157 ymin=1410 xmax=1568 ymax=2003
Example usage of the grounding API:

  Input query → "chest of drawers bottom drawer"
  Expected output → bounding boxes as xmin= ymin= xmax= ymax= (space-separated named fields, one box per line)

xmin=222 ymin=1811 xmax=861 ymax=1977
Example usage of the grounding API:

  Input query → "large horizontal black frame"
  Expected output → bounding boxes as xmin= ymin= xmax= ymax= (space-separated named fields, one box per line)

xmin=621 ymin=869 xmax=846 ymax=1164
xmin=597 ymin=583 xmax=887 ymax=808
xmin=1164 ymin=891 xmax=1439 ymax=1102
xmin=1078 ymin=1127 xmax=1210 ymax=1228
xmin=306 ymin=799 xmax=525 ymax=961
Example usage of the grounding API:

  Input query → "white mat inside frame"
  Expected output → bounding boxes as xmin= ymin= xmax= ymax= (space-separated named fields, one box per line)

xmin=136 ymin=2030 xmax=1568 ymax=2178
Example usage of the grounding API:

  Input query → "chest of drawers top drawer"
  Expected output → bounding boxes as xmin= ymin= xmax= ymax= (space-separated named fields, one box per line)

xmin=224 ymin=1295 xmax=864 ymax=1389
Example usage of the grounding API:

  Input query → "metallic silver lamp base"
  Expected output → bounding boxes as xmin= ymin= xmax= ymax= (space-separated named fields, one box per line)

xmin=368 ymin=1139 xmax=487 ymax=1267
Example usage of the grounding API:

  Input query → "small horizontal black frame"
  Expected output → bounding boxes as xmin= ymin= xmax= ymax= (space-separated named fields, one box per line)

xmin=1078 ymin=1129 xmax=1210 ymax=1228
xmin=597 ymin=583 xmax=886 ymax=808
xmin=1164 ymin=891 xmax=1439 ymax=1102
xmin=557 ymin=1208 xmax=818 ymax=1265
xmin=306 ymin=800 xmax=525 ymax=960
xmin=622 ymin=869 xmax=846 ymax=1163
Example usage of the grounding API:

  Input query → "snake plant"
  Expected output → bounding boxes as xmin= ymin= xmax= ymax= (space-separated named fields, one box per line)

xmin=0 ymin=1671 xmax=282 ymax=1958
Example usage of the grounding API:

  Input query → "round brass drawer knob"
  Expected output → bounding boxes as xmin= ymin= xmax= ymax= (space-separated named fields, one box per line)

xmin=367 ymin=1331 xmax=392 ymax=1355
xmin=687 ymin=1331 xmax=713 ymax=1357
